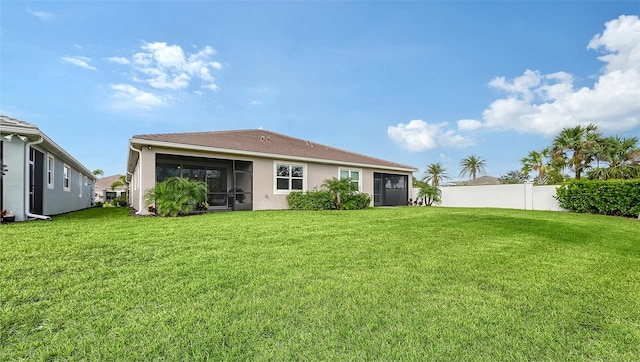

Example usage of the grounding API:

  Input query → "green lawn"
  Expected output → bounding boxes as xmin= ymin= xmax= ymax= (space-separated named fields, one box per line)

xmin=1 ymin=207 xmax=639 ymax=360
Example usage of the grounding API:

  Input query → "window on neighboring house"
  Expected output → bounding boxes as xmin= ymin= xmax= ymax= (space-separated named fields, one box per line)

xmin=275 ymin=163 xmax=305 ymax=192
xmin=47 ymin=155 xmax=55 ymax=189
xmin=340 ymin=169 xmax=361 ymax=191
xmin=63 ymin=164 xmax=70 ymax=192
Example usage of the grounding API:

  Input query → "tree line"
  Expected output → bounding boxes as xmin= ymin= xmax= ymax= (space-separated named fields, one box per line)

xmin=415 ymin=124 xmax=639 ymax=203
xmin=519 ymin=124 xmax=639 ymax=184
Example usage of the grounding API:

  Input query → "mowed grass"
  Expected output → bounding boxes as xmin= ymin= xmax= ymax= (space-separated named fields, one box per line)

xmin=1 ymin=207 xmax=639 ymax=360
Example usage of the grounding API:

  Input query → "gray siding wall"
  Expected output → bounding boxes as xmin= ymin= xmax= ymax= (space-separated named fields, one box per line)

xmin=41 ymin=147 xmax=94 ymax=216
xmin=0 ymin=139 xmax=94 ymax=221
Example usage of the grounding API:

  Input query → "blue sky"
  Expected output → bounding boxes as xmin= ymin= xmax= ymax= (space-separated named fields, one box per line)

xmin=1 ymin=1 xmax=639 ymax=180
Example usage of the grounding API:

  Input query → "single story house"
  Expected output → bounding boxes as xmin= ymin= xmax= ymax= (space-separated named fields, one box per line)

xmin=1 ymin=115 xmax=96 ymax=222
xmin=126 ymin=129 xmax=417 ymax=214
xmin=94 ymin=174 xmax=128 ymax=204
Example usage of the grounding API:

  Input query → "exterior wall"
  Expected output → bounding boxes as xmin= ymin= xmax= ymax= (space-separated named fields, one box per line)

xmin=41 ymin=148 xmax=94 ymax=216
xmin=2 ymin=138 xmax=27 ymax=221
xmin=129 ymin=159 xmax=142 ymax=213
xmin=132 ymin=145 xmax=413 ymax=213
xmin=413 ymin=184 xmax=566 ymax=211
xmin=0 ymin=138 xmax=93 ymax=221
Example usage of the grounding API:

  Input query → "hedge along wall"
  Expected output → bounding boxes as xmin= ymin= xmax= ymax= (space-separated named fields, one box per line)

xmin=555 ymin=179 xmax=640 ymax=218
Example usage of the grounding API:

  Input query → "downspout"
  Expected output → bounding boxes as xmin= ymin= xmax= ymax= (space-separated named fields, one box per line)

xmin=126 ymin=171 xmax=134 ymax=212
xmin=129 ymin=144 xmax=143 ymax=214
xmin=24 ymin=137 xmax=51 ymax=221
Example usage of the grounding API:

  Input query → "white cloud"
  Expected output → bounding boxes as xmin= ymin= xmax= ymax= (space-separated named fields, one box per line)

xmin=250 ymin=100 xmax=263 ymax=106
xmin=106 ymin=57 xmax=130 ymax=65
xmin=123 ymin=41 xmax=223 ymax=91
xmin=481 ymin=15 xmax=640 ymax=136
xmin=105 ymin=41 xmax=224 ymax=110
xmin=27 ymin=8 xmax=53 ymax=22
xmin=61 ymin=56 xmax=97 ymax=70
xmin=457 ymin=119 xmax=483 ymax=131
xmin=588 ymin=15 xmax=640 ymax=73
xmin=202 ymin=83 xmax=219 ymax=91
xmin=439 ymin=153 xmax=452 ymax=162
xmin=387 ymin=119 xmax=475 ymax=152
xmin=110 ymin=84 xmax=164 ymax=110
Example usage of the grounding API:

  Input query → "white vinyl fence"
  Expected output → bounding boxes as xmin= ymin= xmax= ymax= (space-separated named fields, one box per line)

xmin=412 ymin=183 xmax=566 ymax=211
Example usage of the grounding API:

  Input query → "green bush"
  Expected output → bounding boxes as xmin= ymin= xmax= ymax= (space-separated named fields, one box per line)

xmin=144 ymin=177 xmax=208 ymax=217
xmin=116 ymin=194 xmax=128 ymax=207
xmin=94 ymin=201 xmax=104 ymax=207
xmin=287 ymin=190 xmax=334 ymax=210
xmin=555 ymin=179 xmax=640 ymax=217
xmin=342 ymin=192 xmax=372 ymax=210
xmin=287 ymin=190 xmax=371 ymax=210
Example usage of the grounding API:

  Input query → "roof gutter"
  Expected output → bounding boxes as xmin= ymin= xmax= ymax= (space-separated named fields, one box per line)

xmin=129 ymin=144 xmax=143 ymax=214
xmin=24 ymin=137 xmax=51 ymax=221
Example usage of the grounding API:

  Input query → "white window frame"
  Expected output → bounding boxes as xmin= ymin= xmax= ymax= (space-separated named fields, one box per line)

xmin=274 ymin=162 xmax=306 ymax=194
xmin=63 ymin=164 xmax=70 ymax=192
xmin=47 ymin=154 xmax=55 ymax=189
xmin=339 ymin=168 xmax=362 ymax=192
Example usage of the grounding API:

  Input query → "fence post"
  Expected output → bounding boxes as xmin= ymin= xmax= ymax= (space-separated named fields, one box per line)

xmin=524 ymin=182 xmax=534 ymax=210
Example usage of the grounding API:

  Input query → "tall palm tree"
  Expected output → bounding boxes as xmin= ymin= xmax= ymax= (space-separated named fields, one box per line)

xmin=459 ymin=155 xmax=487 ymax=185
xmin=551 ymin=124 xmax=602 ymax=180
xmin=92 ymin=169 xmax=104 ymax=178
xmin=421 ymin=162 xmax=450 ymax=186
xmin=521 ymin=148 xmax=550 ymax=184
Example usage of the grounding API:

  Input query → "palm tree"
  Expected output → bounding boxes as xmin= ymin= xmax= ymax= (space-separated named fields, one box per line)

xmin=521 ymin=148 xmax=550 ymax=184
xmin=421 ymin=162 xmax=450 ymax=186
xmin=551 ymin=124 xmax=602 ymax=180
xmin=92 ymin=169 xmax=104 ymax=178
xmin=322 ymin=177 xmax=356 ymax=210
xmin=417 ymin=183 xmax=442 ymax=206
xmin=588 ymin=136 xmax=640 ymax=180
xmin=144 ymin=177 xmax=208 ymax=217
xmin=109 ymin=175 xmax=128 ymax=190
xmin=459 ymin=155 xmax=487 ymax=185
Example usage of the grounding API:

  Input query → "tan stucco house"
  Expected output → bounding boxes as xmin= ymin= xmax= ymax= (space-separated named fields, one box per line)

xmin=94 ymin=174 xmax=128 ymax=204
xmin=126 ymin=129 xmax=417 ymax=214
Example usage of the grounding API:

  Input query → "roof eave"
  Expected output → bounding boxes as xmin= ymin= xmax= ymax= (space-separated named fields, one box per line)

xmin=2 ymin=123 xmax=97 ymax=181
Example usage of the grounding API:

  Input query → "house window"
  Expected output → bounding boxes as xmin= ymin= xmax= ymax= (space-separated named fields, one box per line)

xmin=340 ymin=169 xmax=361 ymax=191
xmin=275 ymin=163 xmax=305 ymax=192
xmin=63 ymin=164 xmax=70 ymax=192
xmin=47 ymin=155 xmax=54 ymax=189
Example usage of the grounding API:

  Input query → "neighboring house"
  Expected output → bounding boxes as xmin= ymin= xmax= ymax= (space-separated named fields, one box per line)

xmin=127 ymin=129 xmax=417 ymax=214
xmin=1 ymin=115 xmax=96 ymax=222
xmin=450 ymin=176 xmax=501 ymax=186
xmin=94 ymin=174 xmax=128 ymax=204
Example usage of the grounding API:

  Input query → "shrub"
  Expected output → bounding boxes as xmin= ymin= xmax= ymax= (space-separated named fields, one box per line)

xmin=95 ymin=201 xmax=104 ymax=208
xmin=144 ymin=177 xmax=208 ymax=217
xmin=287 ymin=190 xmax=334 ymax=210
xmin=116 ymin=194 xmax=128 ymax=207
xmin=555 ymin=179 xmax=640 ymax=217
xmin=342 ymin=192 xmax=372 ymax=210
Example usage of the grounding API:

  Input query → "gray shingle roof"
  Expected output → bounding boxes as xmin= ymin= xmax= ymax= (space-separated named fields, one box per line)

xmin=132 ymin=129 xmax=416 ymax=171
